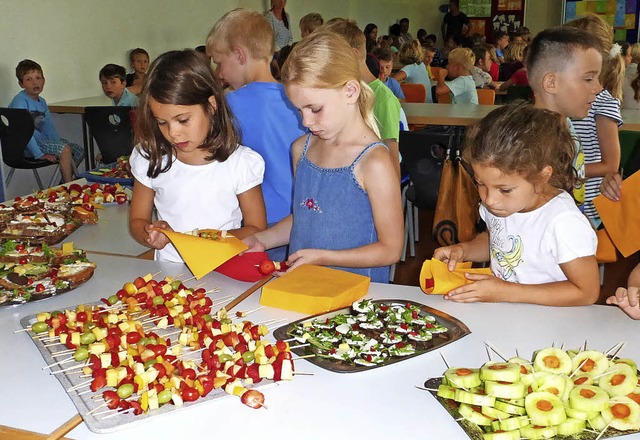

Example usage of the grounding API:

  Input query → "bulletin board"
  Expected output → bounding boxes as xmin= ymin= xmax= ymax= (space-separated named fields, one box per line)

xmin=460 ymin=0 xmax=526 ymax=44
xmin=563 ymin=0 xmax=639 ymax=43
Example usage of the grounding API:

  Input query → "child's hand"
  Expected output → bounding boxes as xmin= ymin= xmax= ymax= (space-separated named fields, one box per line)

xmin=439 ymin=69 xmax=448 ymax=81
xmin=444 ymin=272 xmax=507 ymax=303
xmin=144 ymin=221 xmax=172 ymax=249
xmin=241 ymin=235 xmax=267 ymax=253
xmin=433 ymin=244 xmax=465 ymax=271
xmin=599 ymin=172 xmax=622 ymax=201
xmin=286 ymin=248 xmax=326 ymax=271
xmin=606 ymin=287 xmax=640 ymax=320
xmin=41 ymin=154 xmax=58 ymax=163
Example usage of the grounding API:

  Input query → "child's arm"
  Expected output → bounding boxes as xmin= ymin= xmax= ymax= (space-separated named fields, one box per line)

xmin=286 ymin=147 xmax=403 ymax=270
xmin=498 ymin=77 xmax=514 ymax=91
xmin=129 ymin=179 xmax=171 ymax=250
xmin=433 ymin=232 xmax=490 ymax=270
xmin=435 ymin=68 xmax=450 ymax=95
xmin=584 ymin=115 xmax=621 ymax=178
xmin=606 ymin=263 xmax=640 ymax=319
xmin=243 ymin=215 xmax=293 ymax=252
xmin=228 ymin=185 xmax=266 ymax=239
xmin=445 ymin=255 xmax=600 ymax=306
xmin=392 ymin=70 xmax=407 ymax=82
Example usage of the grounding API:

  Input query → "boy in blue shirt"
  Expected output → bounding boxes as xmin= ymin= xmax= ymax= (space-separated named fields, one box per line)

xmin=99 ymin=64 xmax=138 ymax=107
xmin=372 ymin=47 xmax=406 ymax=101
xmin=435 ymin=47 xmax=478 ymax=104
xmin=207 ymin=8 xmax=306 ymax=260
xmin=9 ymin=59 xmax=83 ymax=182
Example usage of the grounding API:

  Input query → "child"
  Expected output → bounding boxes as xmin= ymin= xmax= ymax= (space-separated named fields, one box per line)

xmin=501 ymin=41 xmax=526 ymax=81
xmin=435 ymin=47 xmax=478 ymax=104
xmin=99 ymin=64 xmax=139 ymax=107
xmin=471 ymin=45 xmax=498 ymax=89
xmin=566 ymin=14 xmax=624 ymax=226
xmin=8 ymin=59 xmax=83 ymax=183
xmin=125 ymin=48 xmax=149 ymax=95
xmin=422 ymin=44 xmax=437 ymax=82
xmin=364 ymin=23 xmax=378 ymax=53
xmin=392 ymin=39 xmax=433 ymax=102
xmin=434 ymin=103 xmax=599 ymax=305
xmin=498 ymin=45 xmax=529 ymax=91
xmin=487 ymin=45 xmax=500 ymax=81
xmin=372 ymin=47 xmax=405 ymax=100
xmin=129 ymin=49 xmax=267 ymax=262
xmin=299 ymin=12 xmax=323 ymax=39
xmin=527 ymin=26 xmax=604 ymax=211
xmin=265 ymin=0 xmax=292 ymax=51
xmin=243 ymin=31 xmax=403 ymax=283
xmin=493 ymin=30 xmax=509 ymax=64
xmin=207 ymin=9 xmax=305 ymax=262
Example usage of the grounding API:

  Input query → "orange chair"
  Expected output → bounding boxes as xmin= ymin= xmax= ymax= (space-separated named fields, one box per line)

xmin=477 ymin=88 xmax=496 ymax=105
xmin=430 ymin=66 xmax=442 ymax=81
xmin=400 ymin=83 xmax=427 ymax=103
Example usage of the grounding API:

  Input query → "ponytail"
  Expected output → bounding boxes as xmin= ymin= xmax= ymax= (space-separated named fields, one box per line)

xmin=358 ymin=80 xmax=381 ymax=138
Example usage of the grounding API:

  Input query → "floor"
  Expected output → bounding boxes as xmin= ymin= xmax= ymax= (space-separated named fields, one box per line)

xmin=391 ymin=208 xmax=639 ymax=305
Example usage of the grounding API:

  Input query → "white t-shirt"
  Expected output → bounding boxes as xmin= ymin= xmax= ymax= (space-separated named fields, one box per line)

xmin=480 ymin=191 xmax=596 ymax=285
xmin=130 ymin=145 xmax=265 ymax=262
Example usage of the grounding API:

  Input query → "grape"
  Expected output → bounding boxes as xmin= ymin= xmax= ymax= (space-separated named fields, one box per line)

xmin=117 ymin=383 xmax=134 ymax=399
xmin=80 ymin=332 xmax=96 ymax=345
xmin=73 ymin=347 xmax=89 ymax=362
xmin=32 ymin=321 xmax=49 ymax=334
xmin=107 ymin=295 xmax=118 ymax=305
xmin=157 ymin=389 xmax=172 ymax=404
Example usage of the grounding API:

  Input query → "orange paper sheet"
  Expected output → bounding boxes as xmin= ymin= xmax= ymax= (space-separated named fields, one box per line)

xmin=160 ymin=229 xmax=248 ymax=279
xmin=420 ymin=258 xmax=492 ymax=294
xmin=593 ymin=171 xmax=640 ymax=258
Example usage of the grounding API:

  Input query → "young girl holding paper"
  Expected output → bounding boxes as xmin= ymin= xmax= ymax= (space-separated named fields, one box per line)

xmin=129 ymin=50 xmax=266 ymax=262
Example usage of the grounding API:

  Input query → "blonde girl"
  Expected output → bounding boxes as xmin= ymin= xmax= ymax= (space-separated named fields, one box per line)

xmin=501 ymin=41 xmax=527 ymax=80
xmin=565 ymin=13 xmax=624 ymax=225
xmin=434 ymin=103 xmax=599 ymax=306
xmin=392 ymin=39 xmax=433 ymax=102
xmin=129 ymin=50 xmax=266 ymax=262
xmin=243 ymin=31 xmax=403 ymax=283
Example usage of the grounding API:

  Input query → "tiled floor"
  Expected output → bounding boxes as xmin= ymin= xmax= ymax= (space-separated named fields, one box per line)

xmin=391 ymin=208 xmax=639 ymax=305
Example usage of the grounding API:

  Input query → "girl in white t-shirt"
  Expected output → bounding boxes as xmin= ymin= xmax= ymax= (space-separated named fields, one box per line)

xmin=129 ymin=50 xmax=266 ymax=262
xmin=434 ymin=103 xmax=600 ymax=306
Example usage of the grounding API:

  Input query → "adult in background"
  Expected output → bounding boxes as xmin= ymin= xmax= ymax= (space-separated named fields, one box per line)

xmin=441 ymin=0 xmax=469 ymax=43
xmin=398 ymin=18 xmax=413 ymax=46
xmin=265 ymin=0 xmax=293 ymax=50
xmin=364 ymin=23 xmax=379 ymax=53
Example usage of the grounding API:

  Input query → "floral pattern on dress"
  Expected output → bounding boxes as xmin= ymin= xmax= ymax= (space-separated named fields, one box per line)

xmin=301 ymin=197 xmax=322 ymax=213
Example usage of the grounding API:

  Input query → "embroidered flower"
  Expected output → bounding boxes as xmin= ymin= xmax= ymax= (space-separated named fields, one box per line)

xmin=301 ymin=197 xmax=322 ymax=213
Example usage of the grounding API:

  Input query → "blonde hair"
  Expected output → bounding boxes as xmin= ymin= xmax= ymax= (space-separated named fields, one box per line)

xmin=321 ymin=18 xmax=366 ymax=61
xmin=398 ymin=40 xmax=424 ymax=65
xmin=565 ymin=13 xmax=623 ymax=100
xmin=299 ymin=13 xmax=323 ymax=35
xmin=487 ymin=45 xmax=499 ymax=64
xmin=631 ymin=42 xmax=640 ymax=65
xmin=448 ymin=47 xmax=475 ymax=71
xmin=281 ymin=31 xmax=380 ymax=137
xmin=504 ymin=41 xmax=527 ymax=63
xmin=206 ymin=8 xmax=274 ymax=61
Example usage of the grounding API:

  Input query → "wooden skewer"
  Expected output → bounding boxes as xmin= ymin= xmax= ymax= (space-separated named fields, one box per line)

xmin=225 ymin=275 xmax=274 ymax=311
xmin=414 ymin=385 xmax=438 ymax=391
xmin=610 ymin=341 xmax=627 ymax=360
xmin=594 ymin=421 xmax=611 ymax=440
xmin=592 ymin=368 xmax=619 ymax=381
xmin=569 ymin=358 xmax=589 ymax=378
xmin=293 ymin=371 xmax=314 ymax=376
xmin=46 ymin=414 xmax=83 ymax=440
xmin=14 ymin=327 xmax=33 ymax=333
xmin=43 ymin=356 xmax=75 ymax=370
xmin=87 ymin=402 xmax=109 ymax=416
xmin=51 ymin=363 xmax=87 ymax=374
xmin=439 ymin=352 xmax=450 ymax=369
xmin=66 ymin=379 xmax=92 ymax=392
xmin=294 ymin=354 xmax=316 ymax=359
xmin=484 ymin=340 xmax=508 ymax=362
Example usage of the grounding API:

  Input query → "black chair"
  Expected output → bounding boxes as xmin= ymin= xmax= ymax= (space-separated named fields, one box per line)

xmin=84 ymin=106 xmax=134 ymax=166
xmin=0 ymin=107 xmax=60 ymax=190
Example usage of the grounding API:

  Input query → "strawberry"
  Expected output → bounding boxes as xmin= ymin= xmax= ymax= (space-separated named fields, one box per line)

xmin=240 ymin=390 xmax=265 ymax=409
xmin=258 ymin=260 xmax=276 ymax=275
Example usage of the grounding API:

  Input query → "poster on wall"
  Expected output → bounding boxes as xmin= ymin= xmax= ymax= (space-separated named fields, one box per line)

xmin=461 ymin=0 xmax=525 ymax=43
xmin=461 ymin=0 xmax=492 ymax=18
xmin=563 ymin=0 xmax=639 ymax=42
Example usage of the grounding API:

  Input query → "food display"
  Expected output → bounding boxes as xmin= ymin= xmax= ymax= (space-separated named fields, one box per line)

xmin=426 ymin=346 xmax=640 ymax=439
xmin=80 ymin=156 xmax=134 ymax=186
xmin=0 ymin=240 xmax=95 ymax=307
xmin=21 ymin=274 xmax=296 ymax=433
xmin=274 ymin=299 xmax=470 ymax=373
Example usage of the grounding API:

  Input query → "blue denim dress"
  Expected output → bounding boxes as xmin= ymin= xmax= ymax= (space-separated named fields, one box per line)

xmin=289 ymin=134 xmax=390 ymax=283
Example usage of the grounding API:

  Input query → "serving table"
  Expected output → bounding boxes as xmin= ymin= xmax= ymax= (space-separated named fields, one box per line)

xmin=1 ymin=252 xmax=639 ymax=439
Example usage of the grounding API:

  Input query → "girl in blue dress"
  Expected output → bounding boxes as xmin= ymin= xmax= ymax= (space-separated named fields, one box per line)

xmin=243 ymin=31 xmax=404 ymax=283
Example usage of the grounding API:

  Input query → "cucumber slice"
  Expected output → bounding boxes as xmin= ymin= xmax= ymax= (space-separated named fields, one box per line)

xmin=436 ymin=384 xmax=456 ymax=400
xmin=524 ymin=391 xmax=567 ymax=427
xmin=587 ymin=414 xmax=607 ymax=431
xmin=534 ymin=371 xmax=568 ymax=399
xmin=519 ymin=425 xmax=557 ymax=439
xmin=484 ymin=380 xmax=526 ymax=399
xmin=494 ymin=399 xmax=527 ymax=416
xmin=533 ymin=348 xmax=572 ymax=375
xmin=614 ymin=358 xmax=638 ymax=373
xmin=571 ymin=350 xmax=609 ymax=376
xmin=628 ymin=386 xmax=640 ymax=406
xmin=599 ymin=363 xmax=638 ymax=397
xmin=571 ymin=372 xmax=594 ymax=386
xmin=458 ymin=403 xmax=494 ymax=426
xmin=601 ymin=396 xmax=640 ymax=431
xmin=568 ymin=385 xmax=609 ymax=412
xmin=491 ymin=415 xmax=530 ymax=431
xmin=481 ymin=362 xmax=521 ymax=383
xmin=445 ymin=367 xmax=482 ymax=389
xmin=556 ymin=417 xmax=586 ymax=436
xmin=563 ymin=402 xmax=599 ymax=421
xmin=454 ymin=389 xmax=496 ymax=407
xmin=481 ymin=405 xmax=510 ymax=420
xmin=482 ymin=431 xmax=520 ymax=440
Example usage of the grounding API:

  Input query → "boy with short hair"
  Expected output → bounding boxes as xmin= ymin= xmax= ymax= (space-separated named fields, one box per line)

xmin=494 ymin=30 xmax=509 ymax=63
xmin=126 ymin=48 xmax=149 ymax=95
xmin=372 ymin=47 xmax=405 ymax=100
xmin=99 ymin=64 xmax=139 ymax=107
xmin=8 ymin=59 xmax=83 ymax=182
xmin=527 ymin=26 xmax=603 ymax=209
xmin=299 ymin=13 xmax=323 ymax=38
xmin=435 ymin=47 xmax=478 ymax=104
xmin=322 ymin=18 xmax=402 ymax=177
xmin=471 ymin=45 xmax=498 ymax=89
xmin=207 ymin=8 xmax=305 ymax=259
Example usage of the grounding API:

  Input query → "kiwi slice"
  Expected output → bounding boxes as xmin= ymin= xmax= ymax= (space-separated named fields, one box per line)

xmin=481 ymin=362 xmax=521 ymax=383
xmin=518 ymin=425 xmax=557 ymax=439
xmin=482 ymin=431 xmax=520 ymax=440
xmin=556 ymin=417 xmax=586 ymax=436
xmin=601 ymin=396 xmax=640 ymax=430
xmin=454 ymin=389 xmax=496 ymax=407
xmin=445 ymin=367 xmax=482 ymax=389
xmin=571 ymin=350 xmax=609 ymax=376
xmin=436 ymin=384 xmax=456 ymax=400
xmin=599 ymin=363 xmax=638 ymax=397
xmin=568 ymin=385 xmax=609 ymax=412
xmin=491 ymin=415 xmax=530 ymax=431
xmin=457 ymin=403 xmax=494 ymax=426
xmin=533 ymin=348 xmax=572 ymax=375
xmin=524 ymin=391 xmax=567 ymax=426
xmin=484 ymin=380 xmax=526 ymax=399
xmin=494 ymin=399 xmax=527 ymax=416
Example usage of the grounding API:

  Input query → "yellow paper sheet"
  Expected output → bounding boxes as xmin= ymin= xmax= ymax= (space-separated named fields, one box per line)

xmin=420 ymin=258 xmax=492 ymax=294
xmin=593 ymin=170 xmax=640 ymax=258
xmin=160 ymin=229 xmax=248 ymax=279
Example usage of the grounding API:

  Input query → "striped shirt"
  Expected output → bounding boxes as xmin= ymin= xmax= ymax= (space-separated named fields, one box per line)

xmin=571 ymin=89 xmax=622 ymax=222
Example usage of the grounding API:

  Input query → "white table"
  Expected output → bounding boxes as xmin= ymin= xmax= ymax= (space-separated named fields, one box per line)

xmin=2 ymin=253 xmax=639 ymax=439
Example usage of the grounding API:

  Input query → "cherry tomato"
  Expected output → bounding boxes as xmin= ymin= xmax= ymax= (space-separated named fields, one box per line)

xmin=103 ymin=390 xmax=120 ymax=409
xmin=126 ymin=332 xmax=141 ymax=344
xmin=181 ymin=386 xmax=199 ymax=402
xmin=18 ymin=257 xmax=28 ymax=265
xmin=76 ymin=311 xmax=88 ymax=322
xmin=15 ymin=244 xmax=25 ymax=252
xmin=181 ymin=368 xmax=197 ymax=381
